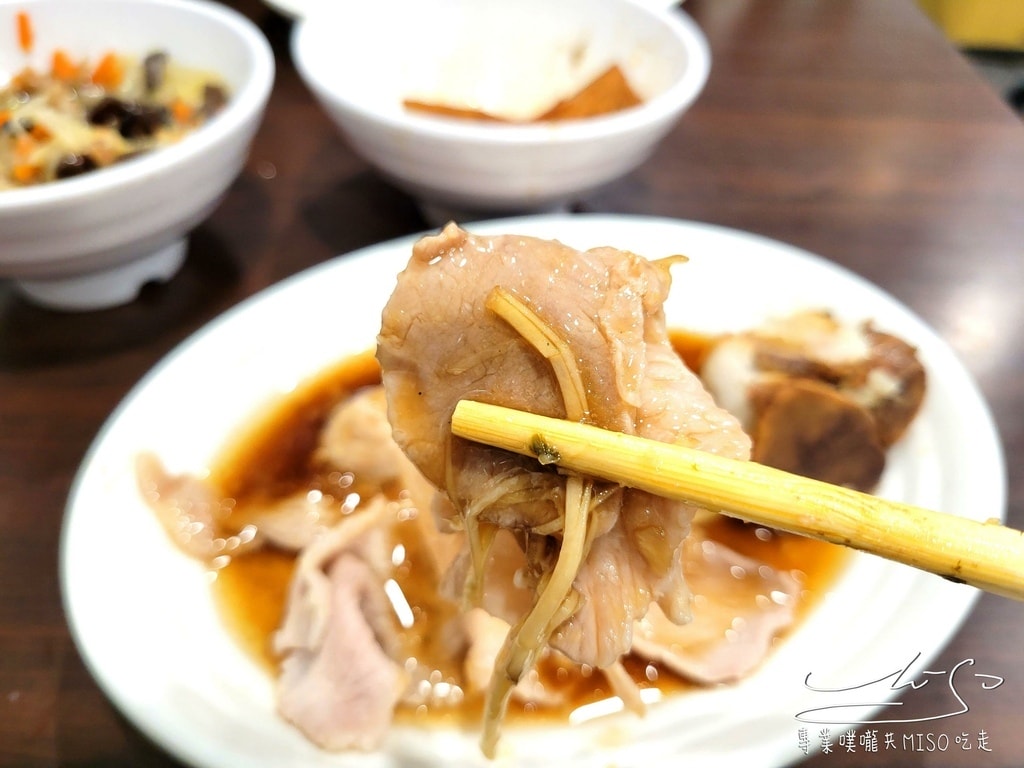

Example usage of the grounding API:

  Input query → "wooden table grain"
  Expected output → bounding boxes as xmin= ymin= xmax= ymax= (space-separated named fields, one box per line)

xmin=2 ymin=1 xmax=1022 ymax=765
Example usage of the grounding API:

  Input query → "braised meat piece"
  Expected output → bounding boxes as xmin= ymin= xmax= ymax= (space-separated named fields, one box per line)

xmin=701 ymin=310 xmax=926 ymax=491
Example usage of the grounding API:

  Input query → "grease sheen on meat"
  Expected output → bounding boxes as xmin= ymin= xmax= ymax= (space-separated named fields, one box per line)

xmin=377 ymin=224 xmax=751 ymax=670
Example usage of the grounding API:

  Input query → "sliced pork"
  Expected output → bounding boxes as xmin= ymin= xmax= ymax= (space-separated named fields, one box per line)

xmin=135 ymin=452 xmax=260 ymax=564
xmin=377 ymin=223 xmax=751 ymax=753
xmin=631 ymin=516 xmax=800 ymax=684
xmin=274 ymin=499 xmax=405 ymax=751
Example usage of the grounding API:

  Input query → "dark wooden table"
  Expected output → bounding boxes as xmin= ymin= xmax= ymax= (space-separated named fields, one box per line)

xmin=2 ymin=1 xmax=1022 ymax=766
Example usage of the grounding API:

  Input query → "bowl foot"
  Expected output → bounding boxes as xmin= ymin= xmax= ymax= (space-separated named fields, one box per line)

xmin=15 ymin=238 xmax=188 ymax=311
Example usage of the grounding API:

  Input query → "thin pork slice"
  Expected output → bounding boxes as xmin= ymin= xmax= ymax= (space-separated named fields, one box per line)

xmin=631 ymin=519 xmax=800 ymax=684
xmin=274 ymin=499 xmax=405 ymax=751
xmin=377 ymin=223 xmax=751 ymax=672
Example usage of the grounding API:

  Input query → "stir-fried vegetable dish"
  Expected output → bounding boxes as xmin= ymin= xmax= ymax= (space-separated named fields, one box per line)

xmin=1 ymin=13 xmax=229 ymax=189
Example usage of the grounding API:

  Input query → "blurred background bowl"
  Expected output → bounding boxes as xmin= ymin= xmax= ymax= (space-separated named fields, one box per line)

xmin=0 ymin=0 xmax=274 ymax=311
xmin=291 ymin=0 xmax=709 ymax=222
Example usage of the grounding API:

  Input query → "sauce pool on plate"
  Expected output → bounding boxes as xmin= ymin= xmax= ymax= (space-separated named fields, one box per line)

xmin=203 ymin=342 xmax=850 ymax=726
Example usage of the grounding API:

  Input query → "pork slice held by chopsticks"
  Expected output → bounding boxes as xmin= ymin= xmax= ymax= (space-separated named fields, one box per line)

xmin=451 ymin=399 xmax=1024 ymax=601
xmin=376 ymin=223 xmax=751 ymax=757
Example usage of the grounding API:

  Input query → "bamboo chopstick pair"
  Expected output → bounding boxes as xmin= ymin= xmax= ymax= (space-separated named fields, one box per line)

xmin=450 ymin=399 xmax=1024 ymax=601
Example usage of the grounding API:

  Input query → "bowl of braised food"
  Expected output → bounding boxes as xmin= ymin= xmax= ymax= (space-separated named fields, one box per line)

xmin=291 ymin=0 xmax=709 ymax=221
xmin=0 ymin=0 xmax=273 ymax=310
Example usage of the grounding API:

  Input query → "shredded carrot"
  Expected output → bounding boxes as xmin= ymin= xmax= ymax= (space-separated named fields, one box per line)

xmin=14 ymin=132 xmax=35 ymax=158
xmin=16 ymin=11 xmax=33 ymax=53
xmin=51 ymin=49 xmax=79 ymax=82
xmin=90 ymin=52 xmax=124 ymax=89
xmin=29 ymin=122 xmax=51 ymax=141
xmin=0 ymin=109 xmax=10 ymax=127
xmin=10 ymin=69 xmax=36 ymax=92
xmin=13 ymin=164 xmax=40 ymax=183
xmin=170 ymin=98 xmax=193 ymax=124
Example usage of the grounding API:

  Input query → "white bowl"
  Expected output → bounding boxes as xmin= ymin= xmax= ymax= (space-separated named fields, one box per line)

xmin=291 ymin=0 xmax=709 ymax=220
xmin=0 ymin=0 xmax=274 ymax=310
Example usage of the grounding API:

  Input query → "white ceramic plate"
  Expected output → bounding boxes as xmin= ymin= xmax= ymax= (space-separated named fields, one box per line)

xmin=61 ymin=214 xmax=1004 ymax=768
xmin=263 ymin=0 xmax=681 ymax=20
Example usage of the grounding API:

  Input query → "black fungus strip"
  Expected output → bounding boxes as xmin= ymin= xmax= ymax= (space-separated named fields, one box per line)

xmin=88 ymin=97 xmax=169 ymax=139
xmin=143 ymin=51 xmax=169 ymax=93
xmin=55 ymin=153 xmax=98 ymax=179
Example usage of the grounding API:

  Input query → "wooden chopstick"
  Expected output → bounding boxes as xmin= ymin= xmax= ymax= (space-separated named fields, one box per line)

xmin=451 ymin=399 xmax=1024 ymax=601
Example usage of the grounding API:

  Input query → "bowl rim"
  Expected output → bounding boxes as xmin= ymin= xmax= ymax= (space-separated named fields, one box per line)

xmin=290 ymin=0 xmax=710 ymax=146
xmin=0 ymin=0 xmax=275 ymax=214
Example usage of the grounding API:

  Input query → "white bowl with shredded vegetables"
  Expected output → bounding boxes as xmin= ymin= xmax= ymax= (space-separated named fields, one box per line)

xmin=292 ymin=0 xmax=709 ymax=222
xmin=0 ymin=0 xmax=273 ymax=310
